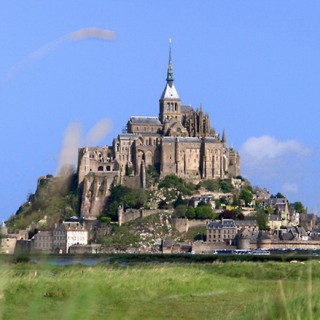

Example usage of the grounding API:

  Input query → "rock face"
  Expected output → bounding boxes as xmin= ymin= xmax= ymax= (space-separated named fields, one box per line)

xmin=77 ymin=48 xmax=240 ymax=218
xmin=80 ymin=173 xmax=118 ymax=218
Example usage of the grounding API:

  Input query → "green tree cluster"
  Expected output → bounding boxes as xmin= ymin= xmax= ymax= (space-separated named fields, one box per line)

xmin=239 ymin=188 xmax=253 ymax=206
xmin=102 ymin=185 xmax=146 ymax=221
xmin=199 ymin=179 xmax=234 ymax=193
xmin=146 ymin=164 xmax=160 ymax=187
xmin=293 ymin=201 xmax=305 ymax=214
xmin=254 ymin=209 xmax=269 ymax=230
xmin=159 ymin=174 xmax=196 ymax=197
xmin=219 ymin=209 xmax=244 ymax=220
xmin=175 ymin=204 xmax=216 ymax=220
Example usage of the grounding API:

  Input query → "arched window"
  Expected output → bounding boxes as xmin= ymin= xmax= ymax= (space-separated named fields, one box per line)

xmin=106 ymin=166 xmax=111 ymax=171
xmin=98 ymin=166 xmax=103 ymax=171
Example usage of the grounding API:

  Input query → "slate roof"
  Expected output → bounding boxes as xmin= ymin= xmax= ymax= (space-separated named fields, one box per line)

xmin=129 ymin=116 xmax=162 ymax=125
xmin=203 ymin=137 xmax=218 ymax=143
xmin=235 ymin=220 xmax=258 ymax=227
xmin=181 ymin=105 xmax=193 ymax=113
xmin=118 ymin=133 xmax=138 ymax=140
xmin=162 ymin=137 xmax=202 ymax=143
xmin=268 ymin=215 xmax=282 ymax=221
xmin=160 ymin=82 xmax=180 ymax=100
xmin=208 ymin=219 xmax=237 ymax=229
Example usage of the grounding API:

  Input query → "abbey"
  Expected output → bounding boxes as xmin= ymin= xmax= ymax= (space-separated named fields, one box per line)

xmin=78 ymin=47 xmax=240 ymax=218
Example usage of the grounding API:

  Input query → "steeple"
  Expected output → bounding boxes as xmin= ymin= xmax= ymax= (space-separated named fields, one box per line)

xmin=159 ymin=39 xmax=181 ymax=123
xmin=166 ymin=39 xmax=174 ymax=83
xmin=221 ymin=129 xmax=227 ymax=143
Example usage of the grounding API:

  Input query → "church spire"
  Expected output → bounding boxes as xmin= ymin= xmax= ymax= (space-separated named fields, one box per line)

xmin=221 ymin=128 xmax=227 ymax=143
xmin=166 ymin=38 xmax=174 ymax=83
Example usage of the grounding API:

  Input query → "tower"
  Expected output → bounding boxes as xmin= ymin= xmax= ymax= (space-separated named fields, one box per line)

xmin=159 ymin=40 xmax=181 ymax=123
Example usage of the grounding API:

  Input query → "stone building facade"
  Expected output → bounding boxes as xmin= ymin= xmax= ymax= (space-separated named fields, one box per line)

xmin=53 ymin=221 xmax=88 ymax=253
xmin=78 ymin=46 xmax=240 ymax=218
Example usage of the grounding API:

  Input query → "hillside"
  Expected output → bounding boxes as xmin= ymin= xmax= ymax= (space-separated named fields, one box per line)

xmin=4 ymin=165 xmax=307 ymax=252
xmin=6 ymin=174 xmax=79 ymax=232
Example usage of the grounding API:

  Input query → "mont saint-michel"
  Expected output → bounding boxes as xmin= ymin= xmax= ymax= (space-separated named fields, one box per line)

xmin=2 ymin=46 xmax=317 ymax=256
xmin=78 ymin=46 xmax=240 ymax=218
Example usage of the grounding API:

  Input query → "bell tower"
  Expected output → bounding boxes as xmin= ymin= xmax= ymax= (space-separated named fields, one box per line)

xmin=159 ymin=40 xmax=181 ymax=123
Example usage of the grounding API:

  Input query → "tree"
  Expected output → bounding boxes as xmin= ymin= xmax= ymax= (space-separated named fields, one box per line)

xmin=173 ymin=195 xmax=188 ymax=208
xmin=103 ymin=185 xmax=147 ymax=220
xmin=195 ymin=206 xmax=215 ymax=219
xmin=146 ymin=164 xmax=160 ymax=187
xmin=255 ymin=209 xmax=269 ymax=230
xmin=185 ymin=207 xmax=196 ymax=219
xmin=158 ymin=174 xmax=196 ymax=195
xmin=174 ymin=205 xmax=187 ymax=218
xmin=201 ymin=179 xmax=220 ymax=192
xmin=197 ymin=200 xmax=207 ymax=207
xmin=293 ymin=201 xmax=305 ymax=214
xmin=275 ymin=192 xmax=285 ymax=198
xmin=219 ymin=196 xmax=228 ymax=205
xmin=240 ymin=188 xmax=253 ymax=206
xmin=219 ymin=179 xmax=234 ymax=193
xmin=219 ymin=210 xmax=236 ymax=220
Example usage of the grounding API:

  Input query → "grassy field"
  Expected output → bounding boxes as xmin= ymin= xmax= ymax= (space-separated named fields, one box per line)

xmin=0 ymin=260 xmax=320 ymax=320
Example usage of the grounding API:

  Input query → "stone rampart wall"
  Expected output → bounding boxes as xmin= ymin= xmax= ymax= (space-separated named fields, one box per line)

xmin=192 ymin=241 xmax=236 ymax=254
xmin=260 ymin=240 xmax=320 ymax=250
xmin=118 ymin=208 xmax=171 ymax=225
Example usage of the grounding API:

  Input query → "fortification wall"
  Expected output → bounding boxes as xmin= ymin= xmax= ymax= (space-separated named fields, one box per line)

xmin=172 ymin=218 xmax=188 ymax=233
xmin=260 ymin=240 xmax=320 ymax=250
xmin=172 ymin=218 xmax=207 ymax=233
xmin=188 ymin=219 xmax=207 ymax=228
xmin=118 ymin=208 xmax=171 ymax=226
xmin=192 ymin=241 xmax=236 ymax=254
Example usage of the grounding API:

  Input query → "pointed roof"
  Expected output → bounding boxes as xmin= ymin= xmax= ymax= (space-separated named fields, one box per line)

xmin=160 ymin=39 xmax=180 ymax=100
xmin=221 ymin=129 xmax=227 ymax=143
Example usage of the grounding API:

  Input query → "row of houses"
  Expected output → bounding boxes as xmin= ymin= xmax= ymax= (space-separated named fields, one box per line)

xmin=0 ymin=219 xmax=88 ymax=254
xmin=31 ymin=219 xmax=88 ymax=253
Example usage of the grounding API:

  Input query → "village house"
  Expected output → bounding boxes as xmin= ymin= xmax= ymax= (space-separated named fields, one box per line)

xmin=31 ymin=230 xmax=53 ymax=253
xmin=268 ymin=214 xmax=283 ymax=230
xmin=207 ymin=219 xmax=237 ymax=244
xmin=53 ymin=220 xmax=88 ymax=253
xmin=234 ymin=220 xmax=258 ymax=233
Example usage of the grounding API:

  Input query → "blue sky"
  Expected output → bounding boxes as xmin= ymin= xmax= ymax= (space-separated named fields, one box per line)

xmin=1 ymin=1 xmax=320 ymax=221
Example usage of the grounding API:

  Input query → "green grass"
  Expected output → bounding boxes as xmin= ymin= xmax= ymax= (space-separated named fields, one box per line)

xmin=1 ymin=261 xmax=320 ymax=319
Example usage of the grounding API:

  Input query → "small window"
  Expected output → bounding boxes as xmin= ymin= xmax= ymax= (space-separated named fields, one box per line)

xmin=98 ymin=166 xmax=103 ymax=171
